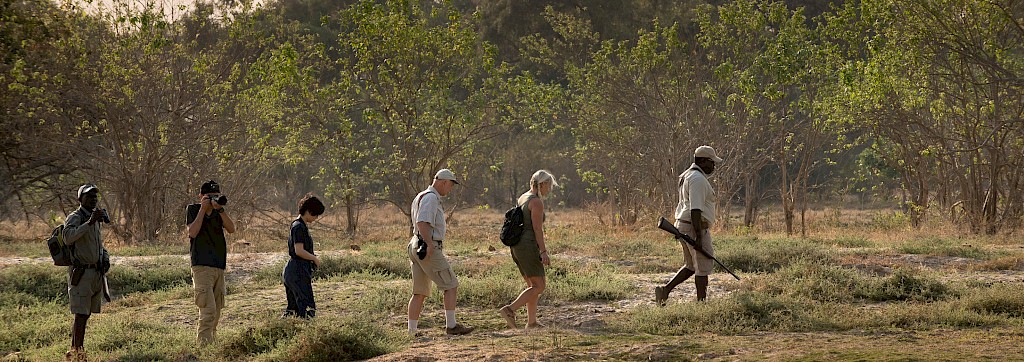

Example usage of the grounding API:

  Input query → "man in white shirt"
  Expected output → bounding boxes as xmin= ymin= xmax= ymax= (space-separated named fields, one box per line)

xmin=656 ymin=145 xmax=723 ymax=304
xmin=407 ymin=169 xmax=474 ymax=336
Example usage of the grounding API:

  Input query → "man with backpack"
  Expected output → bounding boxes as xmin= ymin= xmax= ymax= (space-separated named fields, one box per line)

xmin=62 ymin=184 xmax=110 ymax=362
xmin=406 ymin=169 xmax=474 ymax=336
xmin=185 ymin=180 xmax=236 ymax=345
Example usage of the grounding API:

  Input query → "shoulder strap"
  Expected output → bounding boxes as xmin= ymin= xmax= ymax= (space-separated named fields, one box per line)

xmin=679 ymin=166 xmax=704 ymax=187
xmin=413 ymin=190 xmax=436 ymax=237
xmin=519 ymin=193 xmax=539 ymax=207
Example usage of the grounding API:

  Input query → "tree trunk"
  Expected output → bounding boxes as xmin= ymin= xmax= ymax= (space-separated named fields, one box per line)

xmin=743 ymin=174 xmax=758 ymax=227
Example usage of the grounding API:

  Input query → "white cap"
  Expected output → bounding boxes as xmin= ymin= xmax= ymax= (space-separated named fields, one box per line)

xmin=694 ymin=145 xmax=724 ymax=163
xmin=434 ymin=169 xmax=460 ymax=184
xmin=77 ymin=184 xmax=98 ymax=199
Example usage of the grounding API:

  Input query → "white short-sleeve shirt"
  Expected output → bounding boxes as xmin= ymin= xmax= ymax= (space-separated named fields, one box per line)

xmin=411 ymin=186 xmax=446 ymax=241
xmin=674 ymin=163 xmax=717 ymax=226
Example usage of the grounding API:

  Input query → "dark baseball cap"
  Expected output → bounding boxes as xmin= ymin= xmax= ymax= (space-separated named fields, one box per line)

xmin=200 ymin=180 xmax=220 ymax=194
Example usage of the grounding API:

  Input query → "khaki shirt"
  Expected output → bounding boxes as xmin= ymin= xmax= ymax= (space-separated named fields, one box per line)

xmin=674 ymin=163 xmax=717 ymax=227
xmin=63 ymin=207 xmax=103 ymax=264
xmin=411 ymin=186 xmax=446 ymax=241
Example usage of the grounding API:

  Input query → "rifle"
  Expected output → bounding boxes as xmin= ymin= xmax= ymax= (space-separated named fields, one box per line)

xmin=657 ymin=217 xmax=740 ymax=280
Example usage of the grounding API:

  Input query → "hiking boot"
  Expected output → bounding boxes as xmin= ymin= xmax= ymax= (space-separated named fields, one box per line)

xmin=498 ymin=305 xmax=518 ymax=329
xmin=654 ymin=286 xmax=668 ymax=306
xmin=65 ymin=348 xmax=87 ymax=362
xmin=445 ymin=323 xmax=475 ymax=335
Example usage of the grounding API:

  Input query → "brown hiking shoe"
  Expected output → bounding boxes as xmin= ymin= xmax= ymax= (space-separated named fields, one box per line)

xmin=498 ymin=305 xmax=518 ymax=329
xmin=654 ymin=286 xmax=668 ymax=306
xmin=445 ymin=323 xmax=475 ymax=335
xmin=65 ymin=348 xmax=87 ymax=362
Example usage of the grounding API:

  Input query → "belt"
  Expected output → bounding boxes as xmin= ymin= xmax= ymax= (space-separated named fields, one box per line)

xmin=76 ymin=263 xmax=98 ymax=269
xmin=414 ymin=237 xmax=443 ymax=246
xmin=678 ymin=219 xmax=709 ymax=228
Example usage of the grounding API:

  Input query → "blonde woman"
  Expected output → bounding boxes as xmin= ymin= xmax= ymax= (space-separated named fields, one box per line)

xmin=499 ymin=170 xmax=557 ymax=329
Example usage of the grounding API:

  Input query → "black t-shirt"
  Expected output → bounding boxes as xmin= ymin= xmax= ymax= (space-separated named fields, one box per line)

xmin=288 ymin=218 xmax=314 ymax=262
xmin=185 ymin=204 xmax=227 ymax=269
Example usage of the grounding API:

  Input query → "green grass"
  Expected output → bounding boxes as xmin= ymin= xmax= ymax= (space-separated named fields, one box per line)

xmin=252 ymin=252 xmax=412 ymax=285
xmin=219 ymin=314 xmax=406 ymax=361
xmin=718 ymin=236 xmax=835 ymax=273
xmin=3 ymin=218 xmax=1024 ymax=360
xmin=894 ymin=237 xmax=995 ymax=259
xmin=0 ymin=263 xmax=69 ymax=303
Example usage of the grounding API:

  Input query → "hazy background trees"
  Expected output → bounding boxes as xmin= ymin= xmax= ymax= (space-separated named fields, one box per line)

xmin=3 ymin=0 xmax=1022 ymax=242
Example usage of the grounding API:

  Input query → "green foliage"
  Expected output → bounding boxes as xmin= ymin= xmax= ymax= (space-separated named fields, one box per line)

xmin=253 ymin=252 xmax=412 ymax=284
xmin=107 ymin=259 xmax=193 ymax=296
xmin=961 ymin=284 xmax=1024 ymax=318
xmin=858 ymin=268 xmax=956 ymax=302
xmin=718 ymin=236 xmax=834 ymax=273
xmin=895 ymin=237 xmax=993 ymax=259
xmin=0 ymin=263 xmax=68 ymax=303
xmin=220 ymin=317 xmax=302 ymax=359
xmin=0 ymin=300 xmax=67 ymax=353
xmin=273 ymin=316 xmax=405 ymax=361
xmin=219 ymin=314 xmax=404 ymax=361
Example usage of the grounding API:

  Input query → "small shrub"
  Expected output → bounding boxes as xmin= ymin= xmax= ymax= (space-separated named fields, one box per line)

xmin=808 ymin=236 xmax=872 ymax=248
xmin=254 ymin=253 xmax=411 ymax=285
xmin=0 ymin=263 xmax=68 ymax=303
xmin=871 ymin=211 xmax=910 ymax=230
xmin=857 ymin=268 xmax=956 ymax=302
xmin=755 ymin=261 xmax=864 ymax=303
xmin=547 ymin=262 xmax=634 ymax=302
xmin=89 ymin=316 xmax=194 ymax=359
xmin=961 ymin=284 xmax=1024 ymax=318
xmin=354 ymin=282 xmax=415 ymax=314
xmin=611 ymin=292 xmax=834 ymax=335
xmin=971 ymin=256 xmax=1023 ymax=271
xmin=220 ymin=317 xmax=302 ymax=359
xmin=0 ymin=301 xmax=67 ymax=353
xmin=272 ymin=316 xmax=405 ymax=361
xmin=315 ymin=254 xmax=410 ymax=280
xmin=720 ymin=237 xmax=833 ymax=273
xmin=107 ymin=263 xmax=192 ymax=296
xmin=895 ymin=237 xmax=991 ymax=259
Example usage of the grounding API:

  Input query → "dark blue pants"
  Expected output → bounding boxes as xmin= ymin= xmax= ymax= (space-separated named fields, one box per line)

xmin=283 ymin=259 xmax=315 ymax=318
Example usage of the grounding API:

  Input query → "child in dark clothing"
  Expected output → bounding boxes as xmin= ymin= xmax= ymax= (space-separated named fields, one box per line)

xmin=283 ymin=193 xmax=325 ymax=318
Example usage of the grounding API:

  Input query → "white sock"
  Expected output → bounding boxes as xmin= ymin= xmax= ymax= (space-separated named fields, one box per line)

xmin=445 ymin=310 xmax=457 ymax=329
xmin=408 ymin=320 xmax=418 ymax=334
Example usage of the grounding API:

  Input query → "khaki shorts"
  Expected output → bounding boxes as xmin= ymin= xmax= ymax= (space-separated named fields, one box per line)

xmin=676 ymin=221 xmax=715 ymax=276
xmin=68 ymin=268 xmax=103 ymax=315
xmin=408 ymin=237 xmax=458 ymax=295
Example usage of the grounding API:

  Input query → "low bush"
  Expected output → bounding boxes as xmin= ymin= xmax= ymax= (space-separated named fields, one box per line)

xmin=857 ymin=268 xmax=957 ymax=302
xmin=895 ymin=237 xmax=992 ymax=259
xmin=220 ymin=317 xmax=302 ymax=360
xmin=107 ymin=262 xmax=192 ymax=296
xmin=720 ymin=237 xmax=834 ymax=273
xmin=271 ymin=316 xmax=405 ymax=361
xmin=0 ymin=264 xmax=68 ymax=303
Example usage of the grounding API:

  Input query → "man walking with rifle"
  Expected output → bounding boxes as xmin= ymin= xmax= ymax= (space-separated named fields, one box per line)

xmin=655 ymin=146 xmax=724 ymax=304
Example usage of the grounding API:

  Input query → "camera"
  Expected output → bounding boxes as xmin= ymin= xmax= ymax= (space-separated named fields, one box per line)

xmin=208 ymin=195 xmax=228 ymax=206
xmin=99 ymin=209 xmax=111 ymax=224
xmin=415 ymin=236 xmax=427 ymax=260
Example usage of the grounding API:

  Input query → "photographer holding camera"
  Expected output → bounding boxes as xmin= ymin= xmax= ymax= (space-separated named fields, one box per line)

xmin=61 ymin=184 xmax=111 ymax=362
xmin=184 ymin=180 xmax=236 ymax=346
